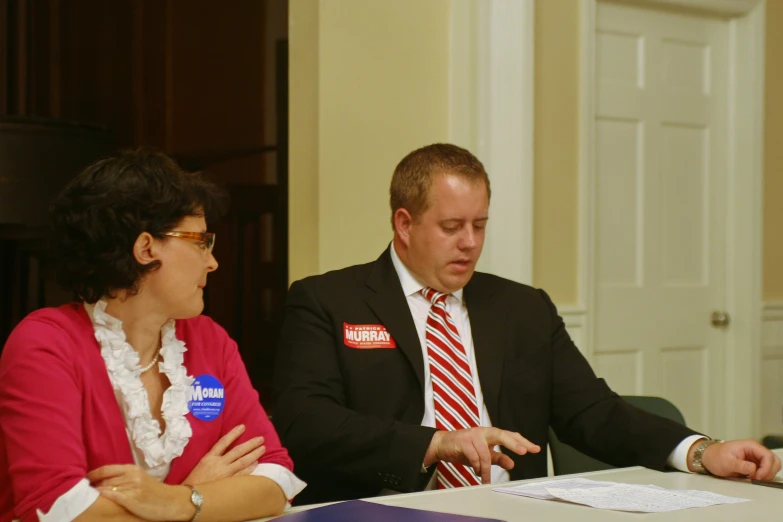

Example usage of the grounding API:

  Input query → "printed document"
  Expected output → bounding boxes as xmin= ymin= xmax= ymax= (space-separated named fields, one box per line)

xmin=494 ymin=478 xmax=749 ymax=513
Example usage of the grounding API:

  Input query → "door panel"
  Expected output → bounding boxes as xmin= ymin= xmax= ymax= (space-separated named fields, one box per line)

xmin=593 ymin=1 xmax=729 ymax=436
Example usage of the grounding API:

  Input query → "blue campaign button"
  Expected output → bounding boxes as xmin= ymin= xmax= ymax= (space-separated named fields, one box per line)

xmin=188 ymin=374 xmax=225 ymax=421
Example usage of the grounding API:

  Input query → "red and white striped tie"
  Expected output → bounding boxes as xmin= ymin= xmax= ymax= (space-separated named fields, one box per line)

xmin=421 ymin=287 xmax=482 ymax=488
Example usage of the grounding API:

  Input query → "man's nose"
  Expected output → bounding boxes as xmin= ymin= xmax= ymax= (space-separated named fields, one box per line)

xmin=459 ymin=228 xmax=477 ymax=250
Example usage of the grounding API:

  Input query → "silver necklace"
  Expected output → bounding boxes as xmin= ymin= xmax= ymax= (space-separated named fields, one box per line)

xmin=139 ymin=348 xmax=161 ymax=373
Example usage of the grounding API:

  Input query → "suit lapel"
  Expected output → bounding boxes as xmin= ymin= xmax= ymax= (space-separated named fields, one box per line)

xmin=464 ymin=277 xmax=504 ymax=424
xmin=365 ymin=248 xmax=425 ymax=393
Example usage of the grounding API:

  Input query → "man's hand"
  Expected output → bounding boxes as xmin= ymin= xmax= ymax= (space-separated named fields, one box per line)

xmin=694 ymin=439 xmax=782 ymax=480
xmin=423 ymin=427 xmax=540 ymax=484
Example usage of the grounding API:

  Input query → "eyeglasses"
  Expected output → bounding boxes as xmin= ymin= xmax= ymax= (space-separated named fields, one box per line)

xmin=163 ymin=231 xmax=216 ymax=253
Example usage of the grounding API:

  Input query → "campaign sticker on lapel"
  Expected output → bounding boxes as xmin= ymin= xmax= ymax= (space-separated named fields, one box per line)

xmin=188 ymin=374 xmax=225 ymax=421
xmin=343 ymin=323 xmax=397 ymax=349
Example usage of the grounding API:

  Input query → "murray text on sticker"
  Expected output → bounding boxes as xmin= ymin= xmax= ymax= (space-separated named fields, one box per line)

xmin=343 ymin=323 xmax=397 ymax=349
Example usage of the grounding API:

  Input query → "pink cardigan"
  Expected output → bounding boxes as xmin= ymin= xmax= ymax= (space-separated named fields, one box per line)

xmin=0 ymin=304 xmax=294 ymax=522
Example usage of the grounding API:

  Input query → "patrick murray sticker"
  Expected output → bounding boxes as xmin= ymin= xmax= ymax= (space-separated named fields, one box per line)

xmin=188 ymin=374 xmax=225 ymax=421
xmin=343 ymin=323 xmax=397 ymax=349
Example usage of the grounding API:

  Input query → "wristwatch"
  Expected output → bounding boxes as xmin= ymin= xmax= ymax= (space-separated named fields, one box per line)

xmin=185 ymin=485 xmax=203 ymax=522
xmin=691 ymin=438 xmax=723 ymax=474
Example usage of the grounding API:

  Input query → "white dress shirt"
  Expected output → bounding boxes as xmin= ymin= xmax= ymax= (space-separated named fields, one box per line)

xmin=388 ymin=243 xmax=701 ymax=487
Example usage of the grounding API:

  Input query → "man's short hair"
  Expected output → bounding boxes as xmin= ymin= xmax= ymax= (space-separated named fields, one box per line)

xmin=389 ymin=143 xmax=491 ymax=230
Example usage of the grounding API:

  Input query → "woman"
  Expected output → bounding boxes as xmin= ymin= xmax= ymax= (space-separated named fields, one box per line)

xmin=0 ymin=150 xmax=305 ymax=521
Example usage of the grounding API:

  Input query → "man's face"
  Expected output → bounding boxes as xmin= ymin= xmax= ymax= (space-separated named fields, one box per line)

xmin=404 ymin=173 xmax=489 ymax=293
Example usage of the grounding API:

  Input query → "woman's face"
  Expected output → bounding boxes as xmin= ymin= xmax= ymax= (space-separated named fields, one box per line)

xmin=145 ymin=215 xmax=218 ymax=319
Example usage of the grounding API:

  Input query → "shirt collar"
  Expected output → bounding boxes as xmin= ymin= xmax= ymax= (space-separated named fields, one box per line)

xmin=389 ymin=242 xmax=464 ymax=302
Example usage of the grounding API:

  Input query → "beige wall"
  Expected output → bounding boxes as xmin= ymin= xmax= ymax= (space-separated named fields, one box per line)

xmin=289 ymin=0 xmax=450 ymax=283
xmin=532 ymin=0 xmax=581 ymax=305
xmin=289 ymin=0 xmax=579 ymax=292
xmin=764 ymin=0 xmax=783 ymax=301
xmin=290 ymin=0 xmax=782 ymax=301
xmin=289 ymin=0 xmax=320 ymax=284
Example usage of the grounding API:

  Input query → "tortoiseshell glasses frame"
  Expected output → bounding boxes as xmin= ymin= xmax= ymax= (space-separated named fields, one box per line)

xmin=163 ymin=231 xmax=216 ymax=253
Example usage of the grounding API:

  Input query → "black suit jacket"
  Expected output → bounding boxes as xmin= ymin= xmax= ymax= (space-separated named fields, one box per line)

xmin=273 ymin=248 xmax=697 ymax=505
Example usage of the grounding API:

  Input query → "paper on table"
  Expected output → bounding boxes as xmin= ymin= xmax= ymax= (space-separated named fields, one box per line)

xmin=494 ymin=478 xmax=749 ymax=513
xmin=544 ymin=483 xmax=750 ymax=513
xmin=492 ymin=478 xmax=622 ymax=500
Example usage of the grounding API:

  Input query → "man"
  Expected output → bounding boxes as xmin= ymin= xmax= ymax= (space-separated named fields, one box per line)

xmin=273 ymin=144 xmax=781 ymax=505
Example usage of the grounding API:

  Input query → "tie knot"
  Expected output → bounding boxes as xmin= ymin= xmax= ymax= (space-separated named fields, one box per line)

xmin=421 ymin=288 xmax=448 ymax=305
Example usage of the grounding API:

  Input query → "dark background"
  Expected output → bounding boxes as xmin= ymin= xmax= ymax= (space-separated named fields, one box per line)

xmin=0 ymin=0 xmax=289 ymax=408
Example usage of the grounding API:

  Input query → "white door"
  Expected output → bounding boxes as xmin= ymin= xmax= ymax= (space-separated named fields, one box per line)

xmin=592 ymin=1 xmax=729 ymax=436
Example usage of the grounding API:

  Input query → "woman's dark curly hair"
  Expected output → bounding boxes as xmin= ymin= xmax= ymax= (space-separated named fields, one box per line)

xmin=50 ymin=148 xmax=228 ymax=303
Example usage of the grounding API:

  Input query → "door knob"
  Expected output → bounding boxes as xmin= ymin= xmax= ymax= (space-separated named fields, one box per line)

xmin=711 ymin=311 xmax=730 ymax=328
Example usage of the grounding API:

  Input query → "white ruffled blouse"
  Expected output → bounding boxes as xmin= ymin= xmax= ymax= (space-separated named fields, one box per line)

xmin=91 ymin=299 xmax=194 ymax=479
xmin=36 ymin=300 xmax=305 ymax=521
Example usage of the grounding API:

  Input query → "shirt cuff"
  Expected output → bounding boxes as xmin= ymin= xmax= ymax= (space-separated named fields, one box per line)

xmin=667 ymin=435 xmax=707 ymax=473
xmin=250 ymin=463 xmax=307 ymax=504
xmin=36 ymin=478 xmax=100 ymax=522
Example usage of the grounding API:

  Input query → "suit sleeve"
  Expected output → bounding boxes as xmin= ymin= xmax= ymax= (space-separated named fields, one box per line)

xmin=0 ymin=320 xmax=96 ymax=521
xmin=273 ymin=280 xmax=436 ymax=492
xmin=541 ymin=289 xmax=700 ymax=470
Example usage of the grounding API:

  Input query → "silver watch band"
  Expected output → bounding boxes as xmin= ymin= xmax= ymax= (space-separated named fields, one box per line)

xmin=691 ymin=438 xmax=723 ymax=474
xmin=185 ymin=485 xmax=203 ymax=522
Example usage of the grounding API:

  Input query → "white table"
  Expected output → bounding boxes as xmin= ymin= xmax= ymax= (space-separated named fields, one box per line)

xmin=260 ymin=462 xmax=783 ymax=521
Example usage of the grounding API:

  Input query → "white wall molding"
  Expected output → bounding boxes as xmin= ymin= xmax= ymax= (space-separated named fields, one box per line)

xmin=579 ymin=0 xmax=766 ymax=439
xmin=616 ymin=0 xmax=761 ymax=16
xmin=763 ymin=301 xmax=783 ymax=320
xmin=720 ymin=0 xmax=766 ymax=440
xmin=559 ymin=306 xmax=589 ymax=356
xmin=450 ymin=0 xmax=535 ymax=286
xmin=578 ymin=0 xmax=597 ymax=361
xmin=762 ymin=301 xmax=783 ymax=356
xmin=761 ymin=301 xmax=783 ymax=437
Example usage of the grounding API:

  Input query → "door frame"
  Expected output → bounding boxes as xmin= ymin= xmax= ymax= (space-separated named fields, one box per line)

xmin=580 ymin=0 xmax=766 ymax=439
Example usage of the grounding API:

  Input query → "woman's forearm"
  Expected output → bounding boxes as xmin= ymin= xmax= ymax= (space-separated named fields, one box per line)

xmin=73 ymin=496 xmax=148 ymax=521
xmin=195 ymin=475 xmax=287 ymax=521
xmin=73 ymin=475 xmax=285 ymax=522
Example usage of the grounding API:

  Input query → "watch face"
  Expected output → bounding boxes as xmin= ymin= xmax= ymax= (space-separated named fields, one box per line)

xmin=191 ymin=489 xmax=203 ymax=507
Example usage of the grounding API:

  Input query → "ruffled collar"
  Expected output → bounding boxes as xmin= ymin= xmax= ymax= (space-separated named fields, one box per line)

xmin=85 ymin=299 xmax=194 ymax=476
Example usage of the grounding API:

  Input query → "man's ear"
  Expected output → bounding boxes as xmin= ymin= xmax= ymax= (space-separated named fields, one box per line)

xmin=393 ymin=208 xmax=415 ymax=247
xmin=132 ymin=232 xmax=158 ymax=265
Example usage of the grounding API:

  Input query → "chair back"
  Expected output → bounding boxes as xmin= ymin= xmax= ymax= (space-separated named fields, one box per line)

xmin=549 ymin=395 xmax=685 ymax=476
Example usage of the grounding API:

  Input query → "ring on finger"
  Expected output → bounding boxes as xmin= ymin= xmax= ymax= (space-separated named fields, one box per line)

xmin=112 ymin=486 xmax=118 ymax=492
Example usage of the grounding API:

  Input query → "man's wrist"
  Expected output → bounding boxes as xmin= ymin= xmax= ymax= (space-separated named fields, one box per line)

xmin=688 ymin=438 xmax=723 ymax=474
xmin=423 ymin=431 xmax=443 ymax=468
